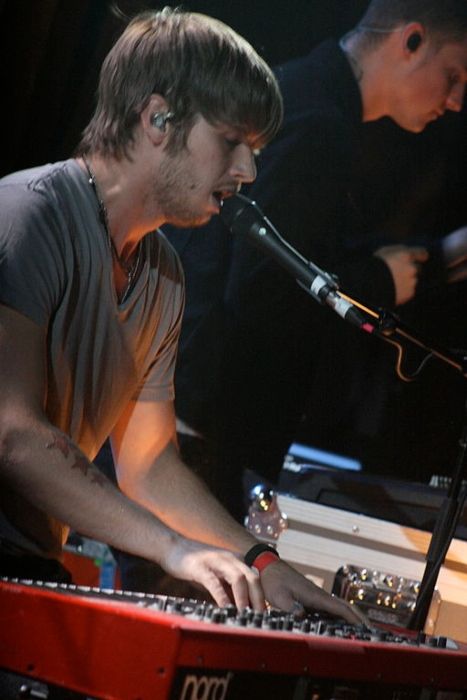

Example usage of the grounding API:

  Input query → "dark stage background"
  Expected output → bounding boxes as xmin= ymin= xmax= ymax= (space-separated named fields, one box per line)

xmin=1 ymin=0 xmax=368 ymax=176
xmin=2 ymin=0 xmax=467 ymax=486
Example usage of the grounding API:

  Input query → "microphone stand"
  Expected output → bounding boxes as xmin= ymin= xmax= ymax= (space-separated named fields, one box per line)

xmin=310 ymin=288 xmax=467 ymax=633
xmin=220 ymin=193 xmax=467 ymax=631
xmin=409 ymin=403 xmax=467 ymax=631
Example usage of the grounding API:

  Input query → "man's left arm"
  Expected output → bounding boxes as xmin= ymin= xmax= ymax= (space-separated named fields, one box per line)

xmin=110 ymin=398 xmax=254 ymax=551
xmin=110 ymin=398 xmax=366 ymax=624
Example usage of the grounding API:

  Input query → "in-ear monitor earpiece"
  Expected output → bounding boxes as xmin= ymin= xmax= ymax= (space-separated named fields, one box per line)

xmin=407 ymin=33 xmax=422 ymax=52
xmin=151 ymin=112 xmax=175 ymax=131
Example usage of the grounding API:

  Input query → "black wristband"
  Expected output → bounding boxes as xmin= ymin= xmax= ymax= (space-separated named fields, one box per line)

xmin=244 ymin=543 xmax=279 ymax=568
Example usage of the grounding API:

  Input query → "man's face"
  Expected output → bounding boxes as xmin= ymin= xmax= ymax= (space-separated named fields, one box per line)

xmin=152 ymin=116 xmax=258 ymax=228
xmin=393 ymin=37 xmax=467 ymax=133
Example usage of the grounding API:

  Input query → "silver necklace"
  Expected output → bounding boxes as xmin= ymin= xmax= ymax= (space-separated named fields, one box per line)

xmin=82 ymin=156 xmax=142 ymax=300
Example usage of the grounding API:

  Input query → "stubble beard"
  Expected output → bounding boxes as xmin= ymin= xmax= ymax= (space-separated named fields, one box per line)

xmin=152 ymin=152 xmax=210 ymax=229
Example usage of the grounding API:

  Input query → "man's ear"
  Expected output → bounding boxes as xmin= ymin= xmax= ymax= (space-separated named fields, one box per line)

xmin=401 ymin=22 xmax=425 ymax=58
xmin=141 ymin=94 xmax=172 ymax=145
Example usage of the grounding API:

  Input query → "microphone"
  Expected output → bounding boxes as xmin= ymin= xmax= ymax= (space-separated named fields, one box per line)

xmin=220 ymin=193 xmax=372 ymax=329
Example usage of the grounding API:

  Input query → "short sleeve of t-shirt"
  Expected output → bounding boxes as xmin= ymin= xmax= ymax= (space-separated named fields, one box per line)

xmin=0 ymin=161 xmax=186 ymax=452
xmin=0 ymin=172 xmax=68 ymax=327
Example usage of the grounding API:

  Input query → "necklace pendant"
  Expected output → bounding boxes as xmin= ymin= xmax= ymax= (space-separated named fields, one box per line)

xmin=82 ymin=156 xmax=142 ymax=302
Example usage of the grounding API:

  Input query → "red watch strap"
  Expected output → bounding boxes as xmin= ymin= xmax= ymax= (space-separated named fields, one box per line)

xmin=252 ymin=550 xmax=280 ymax=573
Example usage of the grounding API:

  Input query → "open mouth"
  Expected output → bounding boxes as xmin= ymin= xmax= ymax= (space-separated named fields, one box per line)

xmin=214 ymin=190 xmax=234 ymax=203
xmin=213 ymin=189 xmax=239 ymax=210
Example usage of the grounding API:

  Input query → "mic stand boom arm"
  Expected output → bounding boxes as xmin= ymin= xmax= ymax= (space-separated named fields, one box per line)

xmin=304 ymin=280 xmax=467 ymax=634
xmin=220 ymin=193 xmax=467 ymax=631
xmin=330 ymin=293 xmax=467 ymax=633
xmin=220 ymin=192 xmax=467 ymax=380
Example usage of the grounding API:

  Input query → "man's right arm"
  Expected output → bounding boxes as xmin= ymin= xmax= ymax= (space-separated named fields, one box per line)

xmin=0 ymin=303 xmax=265 ymax=609
xmin=0 ymin=303 xmax=179 ymax=558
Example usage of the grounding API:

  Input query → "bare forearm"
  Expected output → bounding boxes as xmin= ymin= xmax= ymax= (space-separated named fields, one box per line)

xmin=117 ymin=442 xmax=256 ymax=554
xmin=0 ymin=420 xmax=178 ymax=563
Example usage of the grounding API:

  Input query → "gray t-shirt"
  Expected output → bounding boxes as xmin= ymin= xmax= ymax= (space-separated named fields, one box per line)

xmin=0 ymin=159 xmax=184 ymax=557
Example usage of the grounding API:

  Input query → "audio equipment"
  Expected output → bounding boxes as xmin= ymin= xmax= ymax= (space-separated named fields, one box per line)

xmin=278 ymin=462 xmax=467 ymax=539
xmin=275 ymin=493 xmax=467 ymax=643
xmin=1 ymin=578 xmax=467 ymax=699
xmin=407 ymin=33 xmax=422 ymax=52
xmin=151 ymin=111 xmax=174 ymax=131
xmin=332 ymin=563 xmax=442 ymax=628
